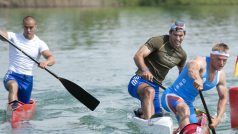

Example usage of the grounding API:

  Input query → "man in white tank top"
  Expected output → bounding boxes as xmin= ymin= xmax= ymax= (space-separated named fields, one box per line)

xmin=0 ymin=16 xmax=55 ymax=109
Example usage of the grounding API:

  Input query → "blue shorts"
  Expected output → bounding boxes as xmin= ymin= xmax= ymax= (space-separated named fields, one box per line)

xmin=3 ymin=71 xmax=33 ymax=104
xmin=161 ymin=90 xmax=198 ymax=123
xmin=128 ymin=75 xmax=161 ymax=113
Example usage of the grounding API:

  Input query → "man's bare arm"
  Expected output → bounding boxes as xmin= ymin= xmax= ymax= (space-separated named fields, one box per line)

xmin=134 ymin=44 xmax=153 ymax=81
xmin=38 ymin=50 xmax=55 ymax=69
xmin=134 ymin=45 xmax=151 ymax=72
xmin=211 ymin=71 xmax=227 ymax=128
xmin=187 ymin=57 xmax=205 ymax=90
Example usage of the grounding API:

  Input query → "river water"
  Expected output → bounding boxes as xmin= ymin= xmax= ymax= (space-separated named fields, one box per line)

xmin=0 ymin=6 xmax=238 ymax=134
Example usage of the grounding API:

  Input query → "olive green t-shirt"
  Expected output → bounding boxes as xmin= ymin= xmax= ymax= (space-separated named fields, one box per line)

xmin=136 ymin=35 xmax=187 ymax=82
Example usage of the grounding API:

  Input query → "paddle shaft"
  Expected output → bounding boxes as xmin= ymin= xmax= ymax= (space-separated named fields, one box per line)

xmin=153 ymin=78 xmax=166 ymax=90
xmin=199 ymin=90 xmax=216 ymax=134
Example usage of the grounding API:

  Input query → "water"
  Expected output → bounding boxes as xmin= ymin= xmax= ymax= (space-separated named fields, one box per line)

xmin=0 ymin=6 xmax=238 ymax=134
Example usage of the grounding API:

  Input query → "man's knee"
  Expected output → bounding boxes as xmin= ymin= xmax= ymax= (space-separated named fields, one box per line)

xmin=138 ymin=84 xmax=155 ymax=98
xmin=7 ymin=80 xmax=18 ymax=91
xmin=139 ymin=86 xmax=155 ymax=99
xmin=144 ymin=87 xmax=155 ymax=96
xmin=176 ymin=103 xmax=190 ymax=115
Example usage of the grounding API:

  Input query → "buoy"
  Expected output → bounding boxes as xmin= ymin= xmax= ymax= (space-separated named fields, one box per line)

xmin=229 ymin=87 xmax=238 ymax=128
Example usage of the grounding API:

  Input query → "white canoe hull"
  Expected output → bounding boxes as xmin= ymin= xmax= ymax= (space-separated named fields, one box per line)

xmin=133 ymin=116 xmax=173 ymax=134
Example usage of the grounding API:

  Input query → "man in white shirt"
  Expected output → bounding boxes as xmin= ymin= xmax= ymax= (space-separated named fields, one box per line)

xmin=0 ymin=16 xmax=55 ymax=109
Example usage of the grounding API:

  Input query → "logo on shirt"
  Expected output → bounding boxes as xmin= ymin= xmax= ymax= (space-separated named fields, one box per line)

xmin=174 ymin=78 xmax=186 ymax=91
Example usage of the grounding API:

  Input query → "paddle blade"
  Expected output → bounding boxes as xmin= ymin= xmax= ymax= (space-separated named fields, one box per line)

xmin=234 ymin=56 xmax=238 ymax=78
xmin=59 ymin=77 xmax=100 ymax=111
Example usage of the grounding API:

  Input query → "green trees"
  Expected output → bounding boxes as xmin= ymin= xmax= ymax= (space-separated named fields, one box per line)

xmin=121 ymin=0 xmax=238 ymax=6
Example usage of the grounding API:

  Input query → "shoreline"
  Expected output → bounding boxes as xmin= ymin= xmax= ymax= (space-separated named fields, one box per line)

xmin=1 ymin=0 xmax=238 ymax=8
xmin=0 ymin=0 xmax=121 ymax=8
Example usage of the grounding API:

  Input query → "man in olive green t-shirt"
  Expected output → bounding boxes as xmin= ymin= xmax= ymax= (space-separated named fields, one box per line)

xmin=128 ymin=21 xmax=187 ymax=119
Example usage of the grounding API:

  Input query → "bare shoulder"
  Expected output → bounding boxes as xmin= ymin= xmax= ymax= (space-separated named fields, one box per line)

xmin=188 ymin=56 xmax=206 ymax=67
xmin=194 ymin=56 xmax=206 ymax=62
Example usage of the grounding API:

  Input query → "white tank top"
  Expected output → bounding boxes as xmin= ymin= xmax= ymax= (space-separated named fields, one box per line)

xmin=7 ymin=32 xmax=49 ymax=75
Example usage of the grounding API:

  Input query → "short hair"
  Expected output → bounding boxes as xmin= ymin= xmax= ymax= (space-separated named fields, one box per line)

xmin=22 ymin=16 xmax=37 ymax=25
xmin=212 ymin=43 xmax=230 ymax=54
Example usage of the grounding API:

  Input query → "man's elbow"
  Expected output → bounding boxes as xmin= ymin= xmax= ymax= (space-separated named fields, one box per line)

xmin=219 ymin=94 xmax=228 ymax=103
xmin=133 ymin=55 xmax=137 ymax=62
xmin=134 ymin=52 xmax=141 ymax=62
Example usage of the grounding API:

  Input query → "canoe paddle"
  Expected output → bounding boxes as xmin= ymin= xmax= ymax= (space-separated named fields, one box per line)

xmin=153 ymin=78 xmax=166 ymax=90
xmin=153 ymin=78 xmax=216 ymax=133
xmin=0 ymin=34 xmax=100 ymax=111
xmin=199 ymin=90 xmax=216 ymax=134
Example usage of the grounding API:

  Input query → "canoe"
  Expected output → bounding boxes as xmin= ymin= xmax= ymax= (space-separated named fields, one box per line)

xmin=6 ymin=99 xmax=36 ymax=128
xmin=133 ymin=108 xmax=207 ymax=134
xmin=132 ymin=114 xmax=173 ymax=134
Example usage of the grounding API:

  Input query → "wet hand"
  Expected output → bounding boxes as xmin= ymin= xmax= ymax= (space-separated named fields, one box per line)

xmin=141 ymin=70 xmax=153 ymax=82
xmin=193 ymin=78 xmax=203 ymax=90
xmin=209 ymin=117 xmax=220 ymax=129
xmin=38 ymin=61 xmax=48 ymax=69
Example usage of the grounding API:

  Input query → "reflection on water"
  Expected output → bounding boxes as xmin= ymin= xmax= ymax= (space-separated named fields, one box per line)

xmin=0 ymin=6 xmax=238 ymax=134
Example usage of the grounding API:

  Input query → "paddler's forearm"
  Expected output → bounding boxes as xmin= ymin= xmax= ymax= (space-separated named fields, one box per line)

xmin=41 ymin=50 xmax=56 ymax=67
xmin=134 ymin=55 xmax=148 ymax=72
xmin=216 ymin=94 xmax=227 ymax=122
xmin=45 ymin=55 xmax=55 ymax=66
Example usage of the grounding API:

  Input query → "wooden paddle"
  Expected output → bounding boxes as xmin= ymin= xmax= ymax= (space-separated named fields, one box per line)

xmin=199 ymin=90 xmax=216 ymax=134
xmin=0 ymin=34 xmax=100 ymax=111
